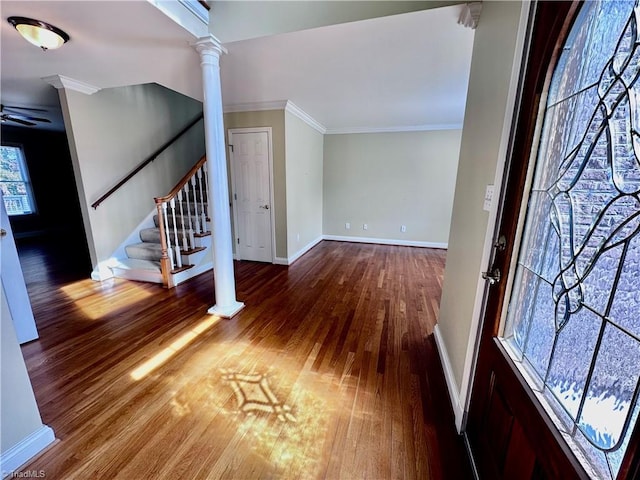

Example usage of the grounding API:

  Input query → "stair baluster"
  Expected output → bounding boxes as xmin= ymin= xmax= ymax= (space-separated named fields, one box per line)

xmin=197 ymin=167 xmax=207 ymax=232
xmin=169 ymin=198 xmax=183 ymax=269
xmin=177 ymin=190 xmax=189 ymax=252
xmin=191 ymin=176 xmax=202 ymax=235
xmin=152 ymin=155 xmax=207 ymax=288
xmin=202 ymin=163 xmax=210 ymax=231
xmin=184 ymin=183 xmax=196 ymax=248
xmin=161 ymin=202 xmax=175 ymax=270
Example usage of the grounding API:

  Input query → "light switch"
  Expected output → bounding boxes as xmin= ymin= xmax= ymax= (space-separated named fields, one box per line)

xmin=483 ymin=185 xmax=494 ymax=212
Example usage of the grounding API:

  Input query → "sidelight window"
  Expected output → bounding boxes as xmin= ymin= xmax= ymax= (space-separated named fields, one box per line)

xmin=502 ymin=1 xmax=640 ymax=478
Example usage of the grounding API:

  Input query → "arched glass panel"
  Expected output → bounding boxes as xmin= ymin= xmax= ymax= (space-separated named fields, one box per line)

xmin=502 ymin=1 xmax=640 ymax=478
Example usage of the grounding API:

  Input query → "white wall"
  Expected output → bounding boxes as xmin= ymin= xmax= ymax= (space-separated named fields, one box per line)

xmin=323 ymin=130 xmax=461 ymax=246
xmin=1 ymin=286 xmax=54 ymax=477
xmin=59 ymin=83 xmax=204 ymax=272
xmin=436 ymin=1 xmax=529 ymax=425
xmin=284 ymin=110 xmax=324 ymax=260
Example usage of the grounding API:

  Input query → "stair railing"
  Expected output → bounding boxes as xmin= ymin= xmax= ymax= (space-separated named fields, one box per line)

xmin=91 ymin=113 xmax=203 ymax=210
xmin=155 ymin=155 xmax=209 ymax=287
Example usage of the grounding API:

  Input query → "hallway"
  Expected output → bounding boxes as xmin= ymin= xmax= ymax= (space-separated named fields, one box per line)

xmin=16 ymin=240 xmax=472 ymax=479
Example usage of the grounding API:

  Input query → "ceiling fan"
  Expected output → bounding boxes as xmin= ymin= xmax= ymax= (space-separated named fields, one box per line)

xmin=1 ymin=104 xmax=51 ymax=127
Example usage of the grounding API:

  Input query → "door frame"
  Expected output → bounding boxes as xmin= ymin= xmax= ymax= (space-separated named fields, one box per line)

xmin=464 ymin=1 xmax=640 ymax=478
xmin=456 ymin=0 xmax=535 ymax=431
xmin=228 ymin=127 xmax=276 ymax=263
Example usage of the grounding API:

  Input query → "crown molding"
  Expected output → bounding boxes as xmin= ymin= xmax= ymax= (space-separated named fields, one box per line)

xmin=222 ymin=100 xmax=459 ymax=135
xmin=324 ymin=123 xmax=463 ymax=135
xmin=223 ymin=100 xmax=327 ymax=134
xmin=284 ymin=101 xmax=326 ymax=134
xmin=223 ymin=100 xmax=288 ymax=113
xmin=42 ymin=75 xmax=101 ymax=95
xmin=458 ymin=2 xmax=482 ymax=30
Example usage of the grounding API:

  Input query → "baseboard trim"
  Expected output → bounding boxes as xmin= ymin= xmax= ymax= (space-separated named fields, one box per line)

xmin=91 ymin=261 xmax=115 ymax=282
xmin=288 ymin=236 xmax=323 ymax=265
xmin=0 ymin=425 xmax=55 ymax=478
xmin=269 ymin=234 xmax=447 ymax=266
xmin=272 ymin=236 xmax=323 ymax=266
xmin=323 ymin=235 xmax=447 ymax=249
xmin=434 ymin=324 xmax=465 ymax=432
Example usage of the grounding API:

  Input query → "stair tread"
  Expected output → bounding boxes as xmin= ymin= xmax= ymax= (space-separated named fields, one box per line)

xmin=171 ymin=264 xmax=194 ymax=274
xmin=111 ymin=258 xmax=161 ymax=272
xmin=140 ymin=227 xmax=194 ymax=244
xmin=127 ymin=242 xmax=163 ymax=251
xmin=181 ymin=246 xmax=206 ymax=255
xmin=125 ymin=242 xmax=163 ymax=262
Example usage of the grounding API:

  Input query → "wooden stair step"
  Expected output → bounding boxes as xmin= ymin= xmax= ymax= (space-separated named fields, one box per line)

xmin=170 ymin=264 xmax=194 ymax=274
xmin=180 ymin=246 xmax=206 ymax=256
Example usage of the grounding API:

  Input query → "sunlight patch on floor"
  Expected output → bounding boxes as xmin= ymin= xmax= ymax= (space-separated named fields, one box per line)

xmin=166 ymin=340 xmax=337 ymax=478
xmin=60 ymin=279 xmax=153 ymax=320
xmin=130 ymin=315 xmax=221 ymax=380
xmin=221 ymin=370 xmax=297 ymax=422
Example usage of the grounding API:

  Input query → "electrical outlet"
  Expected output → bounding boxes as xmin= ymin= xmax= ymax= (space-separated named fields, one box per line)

xmin=401 ymin=225 xmax=407 ymax=233
xmin=345 ymin=222 xmax=350 ymax=230
xmin=363 ymin=224 xmax=368 ymax=230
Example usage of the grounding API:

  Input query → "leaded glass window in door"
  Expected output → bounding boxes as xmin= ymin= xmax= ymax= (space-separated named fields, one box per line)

xmin=502 ymin=1 xmax=640 ymax=478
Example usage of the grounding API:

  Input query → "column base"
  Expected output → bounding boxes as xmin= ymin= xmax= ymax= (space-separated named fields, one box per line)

xmin=207 ymin=301 xmax=245 ymax=318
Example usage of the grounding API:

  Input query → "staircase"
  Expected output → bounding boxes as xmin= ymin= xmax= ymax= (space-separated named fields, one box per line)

xmin=109 ymin=156 xmax=213 ymax=287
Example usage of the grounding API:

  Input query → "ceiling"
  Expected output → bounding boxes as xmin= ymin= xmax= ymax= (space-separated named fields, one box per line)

xmin=219 ymin=4 xmax=475 ymax=132
xmin=210 ymin=0 xmax=462 ymax=44
xmin=0 ymin=1 xmax=204 ymax=131
xmin=0 ymin=1 xmax=475 ymax=133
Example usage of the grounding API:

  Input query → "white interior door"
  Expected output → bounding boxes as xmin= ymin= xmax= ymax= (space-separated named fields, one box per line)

xmin=0 ymin=192 xmax=38 ymax=344
xmin=230 ymin=129 xmax=274 ymax=263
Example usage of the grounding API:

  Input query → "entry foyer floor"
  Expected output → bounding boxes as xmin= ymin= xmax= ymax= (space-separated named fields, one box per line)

xmin=15 ymin=239 xmax=473 ymax=479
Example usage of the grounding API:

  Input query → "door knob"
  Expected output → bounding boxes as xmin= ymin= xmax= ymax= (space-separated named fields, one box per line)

xmin=260 ymin=204 xmax=269 ymax=210
xmin=494 ymin=234 xmax=507 ymax=251
xmin=482 ymin=268 xmax=501 ymax=285
xmin=0 ymin=229 xmax=6 ymax=238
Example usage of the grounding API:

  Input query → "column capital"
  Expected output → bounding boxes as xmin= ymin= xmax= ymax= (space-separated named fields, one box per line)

xmin=191 ymin=35 xmax=227 ymax=60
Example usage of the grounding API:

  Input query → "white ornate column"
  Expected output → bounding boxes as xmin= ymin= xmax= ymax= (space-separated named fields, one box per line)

xmin=193 ymin=35 xmax=244 ymax=318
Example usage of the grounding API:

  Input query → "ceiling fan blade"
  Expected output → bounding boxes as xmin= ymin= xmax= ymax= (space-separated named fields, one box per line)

xmin=5 ymin=116 xmax=37 ymax=126
xmin=3 ymin=105 xmax=49 ymax=113
xmin=17 ymin=115 xmax=51 ymax=123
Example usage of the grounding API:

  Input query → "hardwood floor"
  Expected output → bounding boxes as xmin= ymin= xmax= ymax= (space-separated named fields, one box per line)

xmin=15 ymin=240 xmax=473 ymax=479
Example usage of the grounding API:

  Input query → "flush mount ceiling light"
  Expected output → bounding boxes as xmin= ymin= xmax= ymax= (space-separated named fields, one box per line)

xmin=7 ymin=16 xmax=70 ymax=51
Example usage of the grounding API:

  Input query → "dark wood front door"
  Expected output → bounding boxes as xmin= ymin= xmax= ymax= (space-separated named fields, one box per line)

xmin=465 ymin=1 xmax=640 ymax=479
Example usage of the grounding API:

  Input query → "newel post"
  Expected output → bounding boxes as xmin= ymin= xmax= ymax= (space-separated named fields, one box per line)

xmin=155 ymin=200 xmax=174 ymax=289
xmin=192 ymin=35 xmax=244 ymax=318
